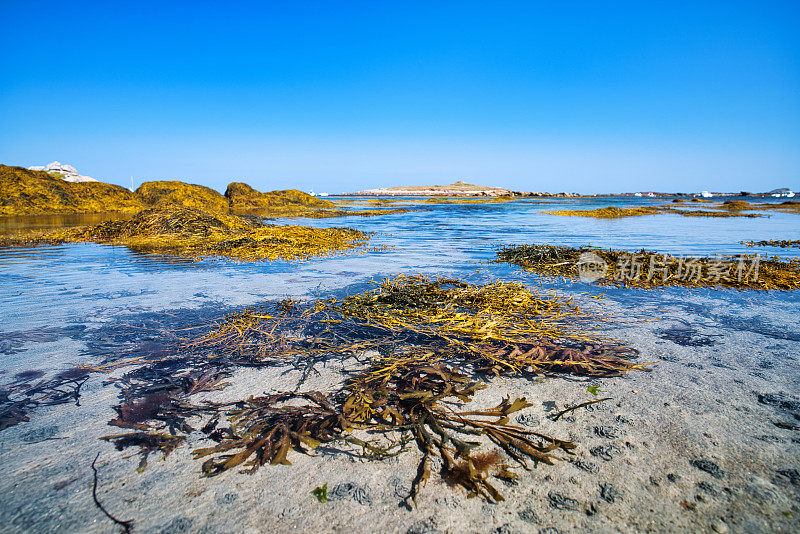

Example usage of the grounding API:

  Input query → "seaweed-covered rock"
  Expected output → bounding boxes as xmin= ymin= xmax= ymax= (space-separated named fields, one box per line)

xmin=225 ymin=182 xmax=334 ymax=215
xmin=0 ymin=164 xmax=145 ymax=215
xmin=135 ymin=180 xmax=230 ymax=213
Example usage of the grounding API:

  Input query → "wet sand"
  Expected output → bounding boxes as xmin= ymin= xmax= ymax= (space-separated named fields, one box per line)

xmin=1 ymin=288 xmax=798 ymax=533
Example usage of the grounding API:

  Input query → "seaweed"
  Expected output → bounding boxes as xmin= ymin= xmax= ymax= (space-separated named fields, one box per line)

xmin=0 ymin=164 xmax=145 ymax=216
xmin=93 ymin=276 xmax=648 ymax=504
xmin=91 ymin=453 xmax=134 ymax=533
xmin=0 ymin=369 xmax=90 ymax=431
xmin=0 ymin=207 xmax=371 ymax=262
xmin=742 ymin=240 xmax=800 ymax=249
xmin=135 ymin=180 xmax=231 ymax=214
xmin=101 ymin=432 xmax=185 ymax=472
xmin=496 ymin=244 xmax=800 ymax=290
xmin=312 ymin=483 xmax=329 ymax=503
xmin=226 ymin=182 xmax=334 ymax=214
xmin=0 ymin=164 xmax=412 ymax=219
xmin=543 ymin=205 xmax=764 ymax=219
xmin=544 ymin=206 xmax=662 ymax=218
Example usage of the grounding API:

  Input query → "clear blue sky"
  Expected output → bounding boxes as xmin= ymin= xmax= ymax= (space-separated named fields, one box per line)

xmin=1 ymin=1 xmax=798 ymax=194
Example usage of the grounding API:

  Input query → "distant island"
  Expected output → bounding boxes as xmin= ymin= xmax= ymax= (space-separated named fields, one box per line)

xmin=353 ymin=181 xmax=515 ymax=196
xmin=350 ymin=180 xmax=796 ymax=199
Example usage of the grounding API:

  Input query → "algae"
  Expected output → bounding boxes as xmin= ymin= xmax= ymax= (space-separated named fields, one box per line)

xmin=742 ymin=240 xmax=800 ymax=249
xmin=0 ymin=165 xmax=145 ymax=216
xmin=545 ymin=205 xmax=764 ymax=219
xmin=135 ymin=180 xmax=231 ymax=213
xmin=1 ymin=164 xmax=408 ymax=220
xmin=544 ymin=206 xmax=662 ymax=218
xmin=226 ymin=182 xmax=334 ymax=215
xmin=0 ymin=207 xmax=371 ymax=262
xmin=497 ymin=244 xmax=800 ymax=290
xmin=94 ymin=275 xmax=648 ymax=504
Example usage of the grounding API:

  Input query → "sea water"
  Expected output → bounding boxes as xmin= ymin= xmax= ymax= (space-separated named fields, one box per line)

xmin=1 ymin=196 xmax=798 ymax=370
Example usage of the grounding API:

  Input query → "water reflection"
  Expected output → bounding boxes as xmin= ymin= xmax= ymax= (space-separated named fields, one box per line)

xmin=0 ymin=212 xmax=134 ymax=235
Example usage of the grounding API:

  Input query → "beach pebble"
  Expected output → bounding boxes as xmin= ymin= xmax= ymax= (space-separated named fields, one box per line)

xmin=690 ymin=459 xmax=724 ymax=479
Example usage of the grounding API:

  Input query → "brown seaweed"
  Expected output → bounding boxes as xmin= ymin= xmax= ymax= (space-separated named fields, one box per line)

xmin=496 ymin=244 xmax=800 ymax=291
xmin=0 ymin=207 xmax=371 ymax=262
xmin=93 ymin=275 xmax=648 ymax=504
xmin=101 ymin=432 xmax=185 ymax=472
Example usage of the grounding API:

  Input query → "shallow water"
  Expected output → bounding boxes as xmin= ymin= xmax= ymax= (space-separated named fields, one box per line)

xmin=1 ymin=197 xmax=799 ymax=533
xmin=1 ymin=196 xmax=798 ymax=334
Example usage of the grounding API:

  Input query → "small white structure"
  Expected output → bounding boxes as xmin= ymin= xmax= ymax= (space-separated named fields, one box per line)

xmin=700 ymin=191 xmax=713 ymax=198
xmin=28 ymin=161 xmax=98 ymax=183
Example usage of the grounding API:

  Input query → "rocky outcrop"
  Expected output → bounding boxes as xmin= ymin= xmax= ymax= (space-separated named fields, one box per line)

xmin=1 ymin=165 xmax=145 ymax=215
xmin=28 ymin=161 xmax=98 ymax=183
xmin=225 ymin=182 xmax=334 ymax=214
xmin=135 ymin=181 xmax=231 ymax=213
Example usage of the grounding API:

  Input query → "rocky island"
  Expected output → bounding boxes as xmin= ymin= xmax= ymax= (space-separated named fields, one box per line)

xmin=354 ymin=181 xmax=513 ymax=196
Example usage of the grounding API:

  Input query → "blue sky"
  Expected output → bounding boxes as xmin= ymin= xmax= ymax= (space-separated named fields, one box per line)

xmin=1 ymin=1 xmax=798 ymax=194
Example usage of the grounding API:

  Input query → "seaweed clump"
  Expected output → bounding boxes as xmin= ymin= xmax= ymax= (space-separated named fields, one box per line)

xmin=102 ymin=275 xmax=648 ymax=505
xmin=544 ymin=206 xmax=662 ymax=218
xmin=742 ymin=239 xmax=800 ymax=249
xmin=718 ymin=200 xmax=753 ymax=211
xmin=497 ymin=244 xmax=800 ymax=290
xmin=0 ymin=207 xmax=370 ymax=261
xmin=544 ymin=205 xmax=764 ymax=219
